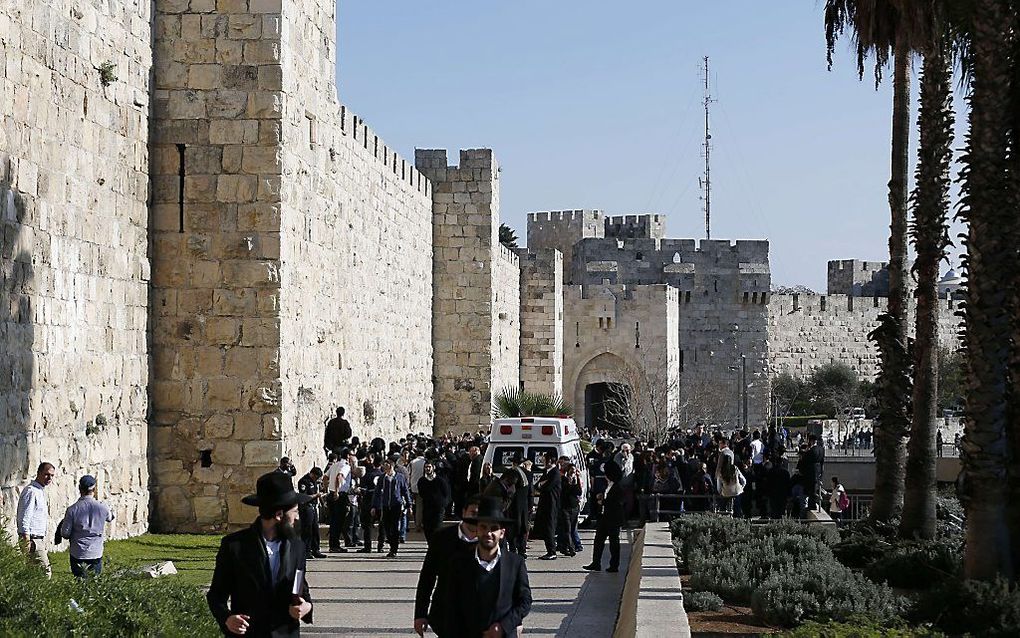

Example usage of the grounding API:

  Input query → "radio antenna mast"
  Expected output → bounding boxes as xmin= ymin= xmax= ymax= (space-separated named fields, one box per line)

xmin=699 ymin=56 xmax=715 ymax=240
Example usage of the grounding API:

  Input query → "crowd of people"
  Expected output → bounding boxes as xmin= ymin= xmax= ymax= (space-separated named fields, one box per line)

xmin=14 ymin=406 xmax=857 ymax=636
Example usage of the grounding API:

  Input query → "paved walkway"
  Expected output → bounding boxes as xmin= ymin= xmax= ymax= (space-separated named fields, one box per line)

xmin=303 ymin=528 xmax=633 ymax=637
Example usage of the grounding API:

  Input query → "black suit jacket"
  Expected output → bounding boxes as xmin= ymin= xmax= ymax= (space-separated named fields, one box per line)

xmin=440 ymin=547 xmax=532 ymax=637
xmin=207 ymin=521 xmax=313 ymax=637
xmin=599 ymin=482 xmax=625 ymax=530
xmin=415 ymin=523 xmax=475 ymax=631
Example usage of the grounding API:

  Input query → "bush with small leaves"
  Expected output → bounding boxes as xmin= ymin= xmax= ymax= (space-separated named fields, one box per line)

xmin=671 ymin=514 xmax=750 ymax=571
xmin=780 ymin=616 xmax=942 ymax=637
xmin=911 ymin=577 xmax=1020 ymax=637
xmin=683 ymin=590 xmax=724 ymax=613
xmin=864 ymin=539 xmax=962 ymax=589
xmin=751 ymin=560 xmax=903 ymax=627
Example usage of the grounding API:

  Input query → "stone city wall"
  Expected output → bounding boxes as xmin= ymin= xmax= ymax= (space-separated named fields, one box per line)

xmin=518 ymin=249 xmax=564 ymax=397
xmin=564 ymin=284 xmax=678 ymax=433
xmin=0 ymin=0 xmax=151 ymax=537
xmin=418 ymin=149 xmax=516 ymax=434
xmin=492 ymin=244 xmax=521 ymax=400
xmin=768 ymin=293 xmax=964 ymax=380
xmin=278 ymin=0 xmax=434 ymax=474
xmin=526 ymin=209 xmax=604 ymax=282
xmin=149 ymin=0 xmax=288 ymax=531
xmin=827 ymin=259 xmax=890 ymax=297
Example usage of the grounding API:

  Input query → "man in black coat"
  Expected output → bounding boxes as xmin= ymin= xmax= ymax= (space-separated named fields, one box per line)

xmin=506 ymin=454 xmax=531 ymax=556
xmin=533 ymin=453 xmax=562 ymax=561
xmin=413 ymin=497 xmax=480 ymax=637
xmin=297 ymin=467 xmax=326 ymax=560
xmin=439 ymin=497 xmax=533 ymax=638
xmin=583 ymin=460 xmax=624 ymax=573
xmin=323 ymin=406 xmax=352 ymax=455
xmin=417 ymin=460 xmax=452 ymax=542
xmin=207 ymin=472 xmax=314 ymax=637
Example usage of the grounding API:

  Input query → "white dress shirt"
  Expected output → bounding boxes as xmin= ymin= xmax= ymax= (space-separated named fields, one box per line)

xmin=16 ymin=480 xmax=48 ymax=537
xmin=476 ymin=545 xmax=501 ymax=572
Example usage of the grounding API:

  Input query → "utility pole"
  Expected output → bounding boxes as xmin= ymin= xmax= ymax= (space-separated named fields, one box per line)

xmin=699 ymin=56 xmax=715 ymax=240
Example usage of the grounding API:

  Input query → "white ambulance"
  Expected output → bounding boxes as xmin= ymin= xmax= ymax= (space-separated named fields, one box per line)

xmin=483 ymin=417 xmax=590 ymax=511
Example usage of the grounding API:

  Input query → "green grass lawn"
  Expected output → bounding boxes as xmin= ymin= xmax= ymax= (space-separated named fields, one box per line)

xmin=51 ymin=534 xmax=221 ymax=587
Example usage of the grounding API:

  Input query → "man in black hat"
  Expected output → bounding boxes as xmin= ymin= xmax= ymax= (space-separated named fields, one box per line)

xmin=583 ymin=460 xmax=625 ymax=573
xmin=533 ymin=453 xmax=562 ymax=561
xmin=506 ymin=453 xmax=531 ymax=557
xmin=439 ymin=496 xmax=532 ymax=638
xmin=207 ymin=472 xmax=314 ymax=636
xmin=413 ymin=496 xmax=480 ymax=637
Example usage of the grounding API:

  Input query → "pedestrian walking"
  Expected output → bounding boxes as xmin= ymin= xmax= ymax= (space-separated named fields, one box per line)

xmin=16 ymin=462 xmax=55 ymax=578
xmin=417 ymin=460 xmax=451 ymax=542
xmin=324 ymin=450 xmax=351 ymax=553
xmin=356 ymin=458 xmax=383 ymax=553
xmin=584 ymin=460 xmax=624 ymax=573
xmin=440 ymin=497 xmax=533 ymax=638
xmin=557 ymin=462 xmax=582 ymax=556
xmin=413 ymin=497 xmax=481 ymax=637
xmin=534 ymin=454 xmax=561 ymax=561
xmin=297 ymin=467 xmax=327 ymax=559
xmin=56 ymin=474 xmax=114 ymax=578
xmin=372 ymin=458 xmax=411 ymax=557
xmin=829 ymin=476 xmax=849 ymax=526
xmin=207 ymin=471 xmax=313 ymax=637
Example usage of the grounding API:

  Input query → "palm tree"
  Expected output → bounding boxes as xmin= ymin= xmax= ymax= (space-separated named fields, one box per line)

xmin=900 ymin=22 xmax=954 ymax=540
xmin=955 ymin=0 xmax=1016 ymax=581
xmin=499 ymin=223 xmax=519 ymax=249
xmin=825 ymin=0 xmax=929 ymax=522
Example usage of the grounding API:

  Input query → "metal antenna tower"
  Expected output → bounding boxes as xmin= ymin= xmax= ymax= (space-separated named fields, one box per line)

xmin=699 ymin=56 xmax=716 ymax=240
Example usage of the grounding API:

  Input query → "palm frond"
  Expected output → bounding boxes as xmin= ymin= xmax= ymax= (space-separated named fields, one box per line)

xmin=493 ymin=387 xmax=573 ymax=418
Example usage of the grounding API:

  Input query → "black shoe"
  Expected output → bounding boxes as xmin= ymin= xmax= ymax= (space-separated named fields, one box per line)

xmin=539 ymin=553 xmax=557 ymax=561
xmin=607 ymin=566 xmax=619 ymax=573
xmin=386 ymin=552 xmax=397 ymax=558
xmin=356 ymin=548 xmax=371 ymax=553
xmin=328 ymin=547 xmax=346 ymax=553
xmin=306 ymin=553 xmax=316 ymax=560
xmin=566 ymin=550 xmax=576 ymax=557
xmin=582 ymin=563 xmax=601 ymax=571
xmin=312 ymin=552 xmax=327 ymax=559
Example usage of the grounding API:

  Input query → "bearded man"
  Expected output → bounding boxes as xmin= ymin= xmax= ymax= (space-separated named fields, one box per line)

xmin=207 ymin=472 xmax=314 ymax=637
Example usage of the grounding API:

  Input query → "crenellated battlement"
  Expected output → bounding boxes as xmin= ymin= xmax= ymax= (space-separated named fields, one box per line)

xmin=528 ymin=209 xmax=604 ymax=223
xmin=604 ymin=214 xmax=665 ymax=240
xmin=339 ymin=106 xmax=431 ymax=195
xmin=566 ymin=283 xmax=678 ymax=302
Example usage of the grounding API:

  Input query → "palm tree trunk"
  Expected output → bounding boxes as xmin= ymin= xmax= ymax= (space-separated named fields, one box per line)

xmin=870 ymin=35 xmax=912 ymax=524
xmin=959 ymin=0 xmax=1015 ymax=582
xmin=1006 ymin=14 xmax=1020 ymax=580
xmin=900 ymin=48 xmax=953 ymax=541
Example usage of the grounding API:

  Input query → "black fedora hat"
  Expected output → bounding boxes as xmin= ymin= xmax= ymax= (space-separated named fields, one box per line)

xmin=464 ymin=496 xmax=514 ymax=526
xmin=242 ymin=471 xmax=314 ymax=509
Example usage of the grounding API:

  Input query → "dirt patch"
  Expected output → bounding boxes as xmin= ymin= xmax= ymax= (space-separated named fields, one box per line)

xmin=680 ymin=574 xmax=778 ymax=636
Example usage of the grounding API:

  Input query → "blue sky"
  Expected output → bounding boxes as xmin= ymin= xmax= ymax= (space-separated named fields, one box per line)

xmin=336 ymin=1 xmax=965 ymax=290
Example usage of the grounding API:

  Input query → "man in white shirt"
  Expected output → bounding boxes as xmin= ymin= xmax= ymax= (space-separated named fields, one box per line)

xmin=16 ymin=462 xmax=56 ymax=578
xmin=408 ymin=452 xmax=427 ymax=532
xmin=324 ymin=451 xmax=351 ymax=552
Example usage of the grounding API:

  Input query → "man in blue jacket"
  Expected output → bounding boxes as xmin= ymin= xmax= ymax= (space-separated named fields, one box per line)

xmin=372 ymin=456 xmax=411 ymax=557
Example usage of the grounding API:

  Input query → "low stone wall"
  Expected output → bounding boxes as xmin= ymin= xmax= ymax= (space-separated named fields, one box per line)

xmin=619 ymin=522 xmax=691 ymax=638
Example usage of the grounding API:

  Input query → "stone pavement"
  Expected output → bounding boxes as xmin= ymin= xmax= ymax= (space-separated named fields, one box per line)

xmin=302 ymin=528 xmax=633 ymax=637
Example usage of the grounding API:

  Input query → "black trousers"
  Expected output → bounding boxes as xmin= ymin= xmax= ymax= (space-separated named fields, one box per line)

xmin=591 ymin=524 xmax=621 ymax=569
xmin=328 ymin=495 xmax=349 ymax=549
xmin=507 ymin=522 xmax=528 ymax=555
xmin=381 ymin=506 xmax=402 ymax=553
xmin=422 ymin=507 xmax=443 ymax=543
xmin=360 ymin=505 xmax=376 ymax=551
xmin=300 ymin=504 xmax=320 ymax=555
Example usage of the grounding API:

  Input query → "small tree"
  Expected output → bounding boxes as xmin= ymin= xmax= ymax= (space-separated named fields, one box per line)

xmin=499 ymin=223 xmax=519 ymax=248
xmin=600 ymin=355 xmax=680 ymax=442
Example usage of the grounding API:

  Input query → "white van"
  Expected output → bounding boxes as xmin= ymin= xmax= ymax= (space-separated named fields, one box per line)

xmin=483 ymin=417 xmax=590 ymax=511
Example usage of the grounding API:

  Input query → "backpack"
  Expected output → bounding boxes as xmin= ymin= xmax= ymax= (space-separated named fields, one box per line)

xmin=838 ymin=489 xmax=850 ymax=511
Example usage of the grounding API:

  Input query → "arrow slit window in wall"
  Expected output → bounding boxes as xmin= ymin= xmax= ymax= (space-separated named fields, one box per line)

xmin=176 ymin=144 xmax=185 ymax=233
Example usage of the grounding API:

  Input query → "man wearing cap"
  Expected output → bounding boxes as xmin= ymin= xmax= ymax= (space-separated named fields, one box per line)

xmin=413 ymin=496 xmax=480 ymax=637
xmin=441 ymin=497 xmax=532 ymax=637
xmin=207 ymin=472 xmax=314 ymax=637
xmin=56 ymin=474 xmax=115 ymax=578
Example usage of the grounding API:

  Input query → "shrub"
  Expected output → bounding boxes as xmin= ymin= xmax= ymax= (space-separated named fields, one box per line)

xmin=690 ymin=533 xmax=834 ymax=604
xmin=0 ymin=529 xmax=218 ymax=637
xmin=671 ymin=514 xmax=750 ymax=570
xmin=780 ymin=616 xmax=942 ymax=637
xmin=751 ymin=560 xmax=903 ymax=627
xmin=912 ymin=577 xmax=1020 ymax=637
xmin=683 ymin=590 xmax=723 ymax=612
xmin=864 ymin=540 xmax=961 ymax=589
xmin=833 ymin=534 xmax=894 ymax=569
